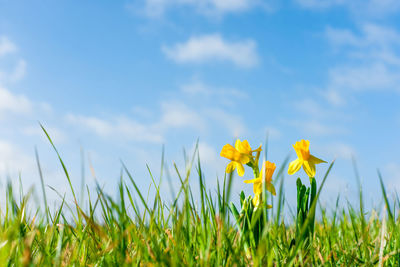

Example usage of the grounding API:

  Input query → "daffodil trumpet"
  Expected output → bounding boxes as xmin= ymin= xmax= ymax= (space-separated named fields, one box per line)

xmin=288 ymin=139 xmax=326 ymax=178
xmin=244 ymin=161 xmax=276 ymax=207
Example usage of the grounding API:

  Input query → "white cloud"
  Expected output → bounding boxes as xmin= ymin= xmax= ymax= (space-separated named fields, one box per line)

xmin=326 ymin=24 xmax=400 ymax=60
xmin=295 ymin=0 xmax=344 ymax=9
xmin=326 ymin=27 xmax=363 ymax=48
xmin=0 ymin=86 xmax=32 ymax=116
xmin=0 ymin=36 xmax=16 ymax=57
xmin=162 ymin=34 xmax=259 ymax=68
xmin=212 ymin=0 xmax=250 ymax=10
xmin=159 ymin=101 xmax=206 ymax=130
xmin=263 ymin=126 xmax=281 ymax=139
xmin=68 ymin=97 xmax=248 ymax=143
xmin=9 ymin=59 xmax=27 ymax=82
xmin=294 ymin=98 xmax=329 ymax=118
xmin=0 ymin=54 xmax=27 ymax=84
xmin=66 ymin=114 xmax=165 ymax=143
xmin=66 ymin=100 xmax=208 ymax=143
xmin=319 ymin=142 xmax=356 ymax=160
xmin=294 ymin=120 xmax=346 ymax=136
xmin=329 ymin=63 xmax=400 ymax=92
xmin=296 ymin=0 xmax=400 ymax=17
xmin=196 ymin=141 xmax=225 ymax=175
xmin=131 ymin=106 xmax=153 ymax=119
xmin=205 ymin=108 xmax=246 ymax=138
xmin=320 ymin=23 xmax=400 ymax=103
xmin=180 ymin=80 xmax=247 ymax=100
xmin=322 ymin=89 xmax=345 ymax=106
xmin=132 ymin=0 xmax=271 ymax=18
xmin=288 ymin=96 xmax=349 ymax=137
xmin=23 ymin=125 xmax=67 ymax=144
xmin=68 ymin=115 xmax=113 ymax=136
xmin=0 ymin=139 xmax=33 ymax=175
xmin=0 ymin=36 xmax=26 ymax=83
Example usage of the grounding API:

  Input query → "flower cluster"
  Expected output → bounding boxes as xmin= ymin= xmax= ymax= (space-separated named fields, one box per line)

xmin=220 ymin=139 xmax=325 ymax=207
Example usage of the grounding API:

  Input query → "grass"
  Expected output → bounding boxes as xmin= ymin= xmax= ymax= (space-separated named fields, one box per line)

xmin=0 ymin=131 xmax=399 ymax=266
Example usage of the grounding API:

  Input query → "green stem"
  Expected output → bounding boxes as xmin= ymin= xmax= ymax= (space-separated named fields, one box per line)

xmin=309 ymin=177 xmax=317 ymax=238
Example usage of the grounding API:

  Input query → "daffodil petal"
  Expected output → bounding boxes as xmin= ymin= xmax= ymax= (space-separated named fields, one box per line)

xmin=252 ymin=194 xmax=260 ymax=207
xmin=239 ymin=154 xmax=250 ymax=164
xmin=288 ymin=158 xmax=302 ymax=175
xmin=309 ymin=155 xmax=326 ymax=164
xmin=266 ymin=183 xmax=276 ymax=196
xmin=225 ymin=161 xmax=236 ymax=173
xmin=236 ymin=162 xmax=245 ymax=176
xmin=240 ymin=140 xmax=252 ymax=154
xmin=244 ymin=178 xmax=260 ymax=184
xmin=253 ymin=182 xmax=262 ymax=195
xmin=234 ymin=139 xmax=242 ymax=151
xmin=303 ymin=160 xmax=316 ymax=177
xmin=220 ymin=144 xmax=236 ymax=160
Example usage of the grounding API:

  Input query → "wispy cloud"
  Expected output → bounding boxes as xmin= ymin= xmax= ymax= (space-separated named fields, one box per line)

xmin=295 ymin=0 xmax=344 ymax=9
xmin=0 ymin=36 xmax=26 ymax=83
xmin=319 ymin=142 xmax=356 ymax=160
xmin=23 ymin=125 xmax=67 ymax=144
xmin=180 ymin=80 xmax=248 ymax=105
xmin=0 ymin=86 xmax=32 ymax=117
xmin=0 ymin=60 xmax=27 ymax=84
xmin=195 ymin=141 xmax=225 ymax=175
xmin=67 ymin=84 xmax=248 ymax=144
xmin=66 ymin=100 xmax=208 ymax=144
xmin=296 ymin=0 xmax=400 ymax=17
xmin=328 ymin=63 xmax=400 ymax=92
xmin=0 ymin=36 xmax=17 ymax=57
xmin=286 ymin=95 xmax=349 ymax=137
xmin=326 ymin=24 xmax=400 ymax=62
xmin=0 ymin=139 xmax=33 ymax=175
xmin=162 ymin=34 xmax=259 ymax=68
xmin=9 ymin=59 xmax=27 ymax=82
xmin=290 ymin=120 xmax=347 ymax=136
xmin=130 ymin=0 xmax=273 ymax=18
xmin=205 ymin=108 xmax=246 ymax=138
xmin=66 ymin=114 xmax=165 ymax=143
xmin=159 ymin=101 xmax=207 ymax=130
xmin=322 ymin=23 xmax=400 ymax=105
xmin=0 ymin=39 xmax=38 ymax=118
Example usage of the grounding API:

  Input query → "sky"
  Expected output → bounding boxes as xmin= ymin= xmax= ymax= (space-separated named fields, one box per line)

xmin=0 ymin=0 xmax=400 ymax=215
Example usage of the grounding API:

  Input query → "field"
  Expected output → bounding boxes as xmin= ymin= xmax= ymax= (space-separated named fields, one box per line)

xmin=0 ymin=131 xmax=398 ymax=266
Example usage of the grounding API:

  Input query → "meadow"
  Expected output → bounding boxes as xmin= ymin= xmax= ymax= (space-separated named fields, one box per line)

xmin=0 ymin=128 xmax=398 ymax=266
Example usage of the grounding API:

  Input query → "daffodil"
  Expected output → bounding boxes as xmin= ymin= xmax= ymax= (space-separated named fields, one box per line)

xmin=220 ymin=139 xmax=261 ymax=176
xmin=244 ymin=161 xmax=276 ymax=206
xmin=287 ymin=139 xmax=326 ymax=178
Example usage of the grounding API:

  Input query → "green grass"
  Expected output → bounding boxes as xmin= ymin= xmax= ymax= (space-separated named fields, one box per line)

xmin=0 ymin=132 xmax=399 ymax=266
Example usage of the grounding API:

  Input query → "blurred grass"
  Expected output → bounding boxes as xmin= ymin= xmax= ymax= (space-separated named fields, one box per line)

xmin=0 ymin=131 xmax=398 ymax=266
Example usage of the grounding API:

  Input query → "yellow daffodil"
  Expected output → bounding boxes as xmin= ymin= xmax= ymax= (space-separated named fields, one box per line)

xmin=220 ymin=139 xmax=261 ymax=176
xmin=244 ymin=161 xmax=276 ymax=206
xmin=287 ymin=139 xmax=326 ymax=178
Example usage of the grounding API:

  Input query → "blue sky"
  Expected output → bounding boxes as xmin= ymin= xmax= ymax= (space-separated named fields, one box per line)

xmin=0 ymin=0 xmax=400 ymax=213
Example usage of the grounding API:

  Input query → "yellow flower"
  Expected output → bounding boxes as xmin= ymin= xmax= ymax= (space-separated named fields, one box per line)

xmin=220 ymin=139 xmax=261 ymax=177
xmin=287 ymin=139 xmax=326 ymax=178
xmin=244 ymin=161 xmax=276 ymax=206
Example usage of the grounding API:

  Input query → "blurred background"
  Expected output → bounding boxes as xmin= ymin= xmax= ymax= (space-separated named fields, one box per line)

xmin=0 ymin=0 xmax=399 ymax=214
